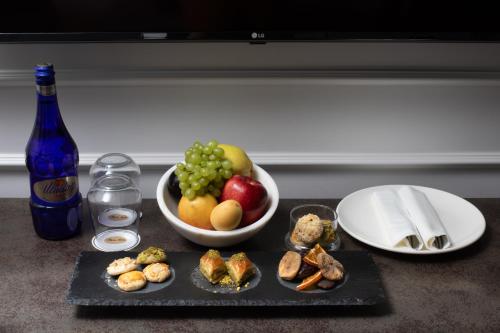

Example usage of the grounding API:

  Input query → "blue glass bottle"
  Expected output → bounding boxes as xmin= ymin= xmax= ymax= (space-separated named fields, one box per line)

xmin=25 ymin=64 xmax=82 ymax=240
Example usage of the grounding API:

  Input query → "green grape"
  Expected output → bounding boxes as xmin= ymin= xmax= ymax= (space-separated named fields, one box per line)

xmin=208 ymin=169 xmax=217 ymax=180
xmin=222 ymin=160 xmax=232 ymax=170
xmin=185 ymin=188 xmax=195 ymax=200
xmin=201 ymin=168 xmax=209 ymax=177
xmin=207 ymin=139 xmax=219 ymax=149
xmin=193 ymin=147 xmax=202 ymax=155
xmin=178 ymin=172 xmax=189 ymax=182
xmin=199 ymin=177 xmax=209 ymax=186
xmin=191 ymin=153 xmax=202 ymax=164
xmin=213 ymin=147 xmax=224 ymax=157
xmin=180 ymin=139 xmax=233 ymax=200
xmin=202 ymin=146 xmax=213 ymax=155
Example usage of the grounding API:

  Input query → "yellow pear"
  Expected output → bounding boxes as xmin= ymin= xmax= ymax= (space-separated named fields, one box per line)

xmin=218 ymin=143 xmax=253 ymax=177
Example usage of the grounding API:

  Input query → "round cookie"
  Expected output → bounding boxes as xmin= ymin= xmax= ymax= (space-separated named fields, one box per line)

xmin=294 ymin=214 xmax=324 ymax=244
xmin=143 ymin=263 xmax=171 ymax=283
xmin=117 ymin=271 xmax=147 ymax=291
xmin=106 ymin=257 xmax=138 ymax=276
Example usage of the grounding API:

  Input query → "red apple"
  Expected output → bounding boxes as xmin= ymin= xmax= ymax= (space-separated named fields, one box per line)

xmin=220 ymin=175 xmax=268 ymax=227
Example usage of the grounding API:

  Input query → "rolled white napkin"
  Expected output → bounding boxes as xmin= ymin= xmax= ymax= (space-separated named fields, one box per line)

xmin=371 ymin=190 xmax=424 ymax=250
xmin=398 ymin=186 xmax=451 ymax=250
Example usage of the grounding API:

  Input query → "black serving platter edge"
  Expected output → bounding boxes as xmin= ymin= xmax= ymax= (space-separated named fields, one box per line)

xmin=67 ymin=251 xmax=385 ymax=306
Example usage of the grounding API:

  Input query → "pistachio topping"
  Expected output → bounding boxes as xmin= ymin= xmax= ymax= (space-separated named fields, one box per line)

xmin=230 ymin=252 xmax=247 ymax=261
xmin=206 ymin=249 xmax=221 ymax=259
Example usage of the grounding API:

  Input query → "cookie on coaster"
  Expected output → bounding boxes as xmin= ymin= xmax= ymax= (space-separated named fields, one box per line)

xmin=117 ymin=271 xmax=147 ymax=291
xmin=143 ymin=263 xmax=171 ymax=283
xmin=106 ymin=257 xmax=138 ymax=276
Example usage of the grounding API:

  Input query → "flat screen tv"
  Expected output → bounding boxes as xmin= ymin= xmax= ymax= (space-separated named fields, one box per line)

xmin=1 ymin=1 xmax=499 ymax=42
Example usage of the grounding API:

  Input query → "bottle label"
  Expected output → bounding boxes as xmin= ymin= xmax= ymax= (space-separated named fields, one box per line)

xmin=36 ymin=84 xmax=56 ymax=96
xmin=33 ymin=176 xmax=79 ymax=203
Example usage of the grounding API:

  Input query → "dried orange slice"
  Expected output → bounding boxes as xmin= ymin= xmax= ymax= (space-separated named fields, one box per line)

xmin=296 ymin=270 xmax=322 ymax=291
xmin=302 ymin=243 xmax=327 ymax=267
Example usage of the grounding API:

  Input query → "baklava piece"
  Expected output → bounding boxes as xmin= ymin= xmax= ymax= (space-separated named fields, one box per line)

xmin=199 ymin=249 xmax=227 ymax=284
xmin=226 ymin=252 xmax=256 ymax=286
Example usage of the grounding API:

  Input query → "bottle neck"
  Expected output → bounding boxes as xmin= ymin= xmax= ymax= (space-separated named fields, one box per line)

xmin=35 ymin=83 xmax=64 ymax=130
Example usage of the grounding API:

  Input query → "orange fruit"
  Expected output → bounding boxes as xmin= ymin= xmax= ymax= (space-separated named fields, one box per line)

xmin=178 ymin=194 xmax=218 ymax=230
xmin=303 ymin=243 xmax=327 ymax=267
xmin=296 ymin=270 xmax=322 ymax=291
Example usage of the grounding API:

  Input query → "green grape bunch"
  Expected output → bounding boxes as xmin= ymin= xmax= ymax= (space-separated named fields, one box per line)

xmin=175 ymin=139 xmax=233 ymax=200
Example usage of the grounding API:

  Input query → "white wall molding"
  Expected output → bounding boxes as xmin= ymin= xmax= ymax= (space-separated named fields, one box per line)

xmin=3 ymin=69 xmax=500 ymax=87
xmin=5 ymin=152 xmax=500 ymax=169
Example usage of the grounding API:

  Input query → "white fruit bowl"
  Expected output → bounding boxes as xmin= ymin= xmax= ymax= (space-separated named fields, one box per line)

xmin=156 ymin=164 xmax=279 ymax=247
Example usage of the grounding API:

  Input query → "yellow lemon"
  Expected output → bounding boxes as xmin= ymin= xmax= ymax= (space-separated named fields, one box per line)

xmin=218 ymin=143 xmax=253 ymax=177
xmin=178 ymin=194 xmax=218 ymax=230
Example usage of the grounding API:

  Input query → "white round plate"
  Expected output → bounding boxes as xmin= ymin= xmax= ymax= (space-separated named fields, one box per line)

xmin=336 ymin=185 xmax=486 ymax=255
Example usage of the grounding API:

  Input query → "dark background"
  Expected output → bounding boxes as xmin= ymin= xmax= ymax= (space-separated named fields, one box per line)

xmin=1 ymin=0 xmax=499 ymax=41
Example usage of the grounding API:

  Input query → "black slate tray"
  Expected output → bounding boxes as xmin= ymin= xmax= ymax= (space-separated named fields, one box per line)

xmin=67 ymin=251 xmax=385 ymax=306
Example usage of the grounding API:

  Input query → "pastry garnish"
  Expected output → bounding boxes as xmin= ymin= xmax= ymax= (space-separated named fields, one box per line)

xmin=136 ymin=246 xmax=167 ymax=264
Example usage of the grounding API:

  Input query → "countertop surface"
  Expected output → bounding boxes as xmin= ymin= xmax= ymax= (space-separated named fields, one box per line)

xmin=0 ymin=198 xmax=498 ymax=333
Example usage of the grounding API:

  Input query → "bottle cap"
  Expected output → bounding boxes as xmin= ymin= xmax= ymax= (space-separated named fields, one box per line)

xmin=35 ymin=63 xmax=55 ymax=85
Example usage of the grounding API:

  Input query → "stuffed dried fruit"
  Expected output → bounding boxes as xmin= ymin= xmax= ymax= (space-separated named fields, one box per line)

xmin=278 ymin=251 xmax=302 ymax=281
xmin=317 ymin=252 xmax=344 ymax=281
xmin=317 ymin=279 xmax=335 ymax=290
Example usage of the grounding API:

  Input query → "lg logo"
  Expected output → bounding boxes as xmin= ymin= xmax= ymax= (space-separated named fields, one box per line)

xmin=251 ymin=32 xmax=265 ymax=39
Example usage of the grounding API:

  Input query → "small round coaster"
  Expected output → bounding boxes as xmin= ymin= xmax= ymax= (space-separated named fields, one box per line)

xmin=191 ymin=263 xmax=261 ymax=294
xmin=92 ymin=229 xmax=141 ymax=252
xmin=98 ymin=208 xmax=137 ymax=227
